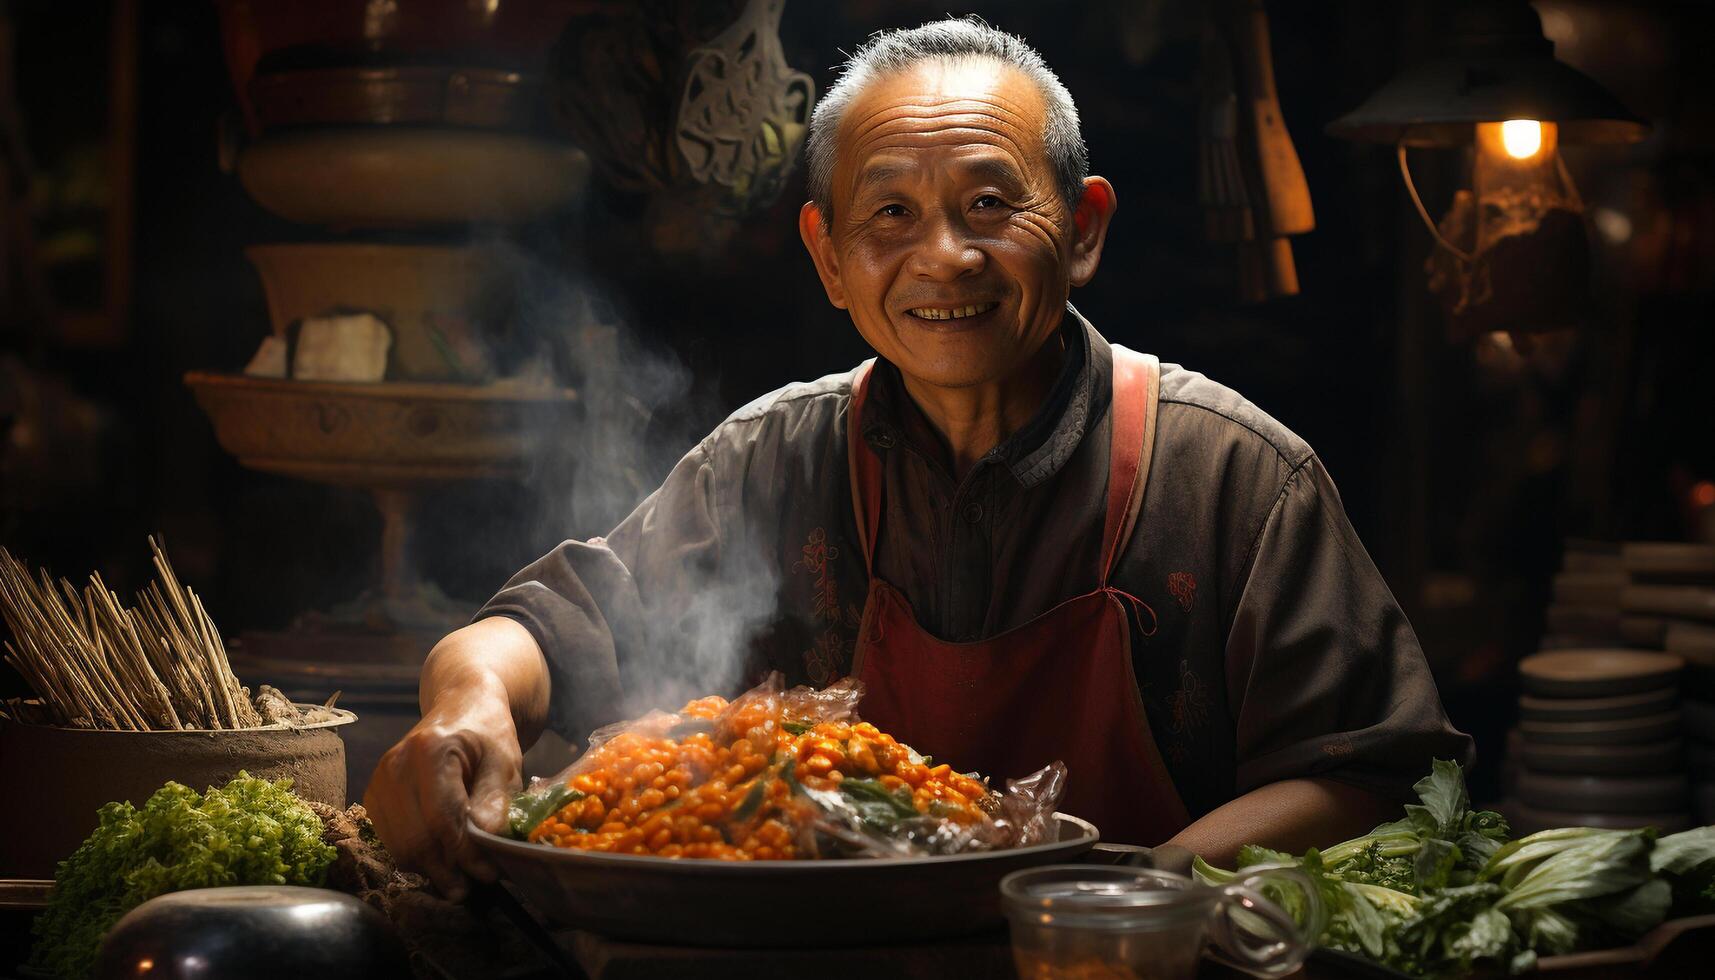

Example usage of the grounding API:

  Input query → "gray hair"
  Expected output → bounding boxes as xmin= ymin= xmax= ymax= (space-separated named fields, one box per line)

xmin=806 ymin=16 xmax=1088 ymax=222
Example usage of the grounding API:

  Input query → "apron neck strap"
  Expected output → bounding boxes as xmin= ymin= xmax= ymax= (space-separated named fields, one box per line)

xmin=846 ymin=347 xmax=1160 ymax=583
xmin=1101 ymin=346 xmax=1160 ymax=583
xmin=847 ymin=359 xmax=883 ymax=574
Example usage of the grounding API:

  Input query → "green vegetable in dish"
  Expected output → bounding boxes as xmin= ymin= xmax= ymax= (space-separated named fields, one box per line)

xmin=507 ymin=784 xmax=586 ymax=839
xmin=1195 ymin=760 xmax=1705 ymax=980
xmin=837 ymin=777 xmax=921 ymax=833
xmin=731 ymin=777 xmax=770 ymax=822
xmin=30 ymin=773 xmax=335 ymax=980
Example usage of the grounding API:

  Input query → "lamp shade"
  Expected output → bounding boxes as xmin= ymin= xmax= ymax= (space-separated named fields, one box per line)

xmin=1327 ymin=1 xmax=1646 ymax=146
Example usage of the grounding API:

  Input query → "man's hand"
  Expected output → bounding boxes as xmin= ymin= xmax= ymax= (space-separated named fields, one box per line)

xmin=364 ymin=617 xmax=551 ymax=902
xmin=1164 ymin=777 xmax=1397 ymax=868
xmin=365 ymin=675 xmax=520 ymax=900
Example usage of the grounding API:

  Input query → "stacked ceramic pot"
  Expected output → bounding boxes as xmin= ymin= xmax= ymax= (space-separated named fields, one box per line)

xmin=1536 ymin=545 xmax=1715 ymax=827
xmin=1620 ymin=543 xmax=1715 ymax=823
xmin=1540 ymin=539 xmax=1626 ymax=648
xmin=214 ymin=0 xmax=589 ymax=390
xmin=190 ymin=1 xmax=589 ymax=801
xmin=1512 ymin=649 xmax=1691 ymax=833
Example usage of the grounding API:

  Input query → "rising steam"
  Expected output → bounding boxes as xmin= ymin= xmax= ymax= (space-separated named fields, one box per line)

xmin=488 ymin=238 xmax=784 ymax=716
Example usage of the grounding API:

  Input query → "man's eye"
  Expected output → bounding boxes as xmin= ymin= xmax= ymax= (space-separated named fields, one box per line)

xmin=876 ymin=204 xmax=909 ymax=218
xmin=972 ymin=195 xmax=1005 ymax=211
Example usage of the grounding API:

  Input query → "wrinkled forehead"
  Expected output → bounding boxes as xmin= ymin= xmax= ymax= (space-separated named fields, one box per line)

xmin=831 ymin=58 xmax=1052 ymax=193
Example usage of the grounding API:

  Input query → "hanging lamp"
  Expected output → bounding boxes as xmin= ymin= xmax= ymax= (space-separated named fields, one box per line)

xmin=1328 ymin=1 xmax=1647 ymax=341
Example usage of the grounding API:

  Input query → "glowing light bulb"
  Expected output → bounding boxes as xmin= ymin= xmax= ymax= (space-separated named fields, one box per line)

xmin=1501 ymin=119 xmax=1544 ymax=159
xmin=1694 ymin=480 xmax=1715 ymax=508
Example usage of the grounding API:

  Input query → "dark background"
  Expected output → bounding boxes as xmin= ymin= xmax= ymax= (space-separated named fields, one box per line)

xmin=4 ymin=1 xmax=1714 ymax=802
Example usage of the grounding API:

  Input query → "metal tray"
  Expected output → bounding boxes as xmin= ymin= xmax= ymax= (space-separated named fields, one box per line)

xmin=472 ymin=813 xmax=1098 ymax=948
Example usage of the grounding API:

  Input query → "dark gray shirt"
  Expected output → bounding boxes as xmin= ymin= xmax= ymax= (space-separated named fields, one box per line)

xmin=480 ymin=309 xmax=1471 ymax=817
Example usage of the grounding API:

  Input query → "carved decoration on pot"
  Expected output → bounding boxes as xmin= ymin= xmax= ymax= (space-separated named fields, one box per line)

xmin=550 ymin=0 xmax=813 ymax=253
xmin=674 ymin=0 xmax=812 ymax=216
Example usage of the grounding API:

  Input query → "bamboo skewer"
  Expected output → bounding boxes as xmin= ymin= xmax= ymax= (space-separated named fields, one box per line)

xmin=90 ymin=585 xmax=165 ymax=729
xmin=16 ymin=568 xmax=127 ymax=729
xmin=92 ymin=578 xmax=183 ymax=730
xmin=0 ymin=540 xmax=267 ymax=731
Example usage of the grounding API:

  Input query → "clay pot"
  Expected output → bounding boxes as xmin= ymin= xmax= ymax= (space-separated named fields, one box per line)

xmin=1518 ymin=649 xmax=1684 ymax=698
xmin=247 ymin=66 xmax=545 ymax=133
xmin=216 ymin=0 xmax=586 ymax=134
xmin=235 ymin=129 xmax=588 ymax=229
xmin=1508 ymin=801 xmax=1693 ymax=835
xmin=1517 ymin=687 xmax=1679 ymax=723
xmin=1515 ymin=769 xmax=1688 ymax=814
xmin=245 ymin=243 xmax=501 ymax=382
xmin=183 ymin=371 xmax=579 ymax=488
xmin=231 ymin=634 xmax=427 ymax=806
xmin=0 ymin=708 xmax=355 ymax=880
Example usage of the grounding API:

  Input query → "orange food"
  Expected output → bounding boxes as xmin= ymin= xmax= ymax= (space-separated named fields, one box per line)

xmin=1013 ymin=953 xmax=1144 ymax=980
xmin=527 ymin=691 xmax=992 ymax=860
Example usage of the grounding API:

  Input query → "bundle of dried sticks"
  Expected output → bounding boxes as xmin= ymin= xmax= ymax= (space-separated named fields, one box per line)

xmin=0 ymin=537 xmax=263 ymax=730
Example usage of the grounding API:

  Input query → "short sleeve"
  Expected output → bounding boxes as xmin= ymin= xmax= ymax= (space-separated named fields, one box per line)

xmin=476 ymin=439 xmax=724 ymax=740
xmin=1224 ymin=457 xmax=1473 ymax=802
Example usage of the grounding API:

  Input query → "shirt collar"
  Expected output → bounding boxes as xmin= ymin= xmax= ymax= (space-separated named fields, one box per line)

xmin=859 ymin=303 xmax=1111 ymax=489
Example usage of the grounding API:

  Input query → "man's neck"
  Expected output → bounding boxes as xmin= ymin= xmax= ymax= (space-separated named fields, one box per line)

xmin=898 ymin=334 xmax=1066 ymax=481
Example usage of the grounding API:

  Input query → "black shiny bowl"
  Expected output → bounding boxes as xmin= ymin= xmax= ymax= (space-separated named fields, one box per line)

xmin=94 ymin=886 xmax=410 ymax=980
xmin=472 ymin=812 xmax=1099 ymax=947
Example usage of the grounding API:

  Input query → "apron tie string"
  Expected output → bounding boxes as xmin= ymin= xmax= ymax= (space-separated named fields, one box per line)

xmin=1107 ymin=587 xmax=1159 ymax=639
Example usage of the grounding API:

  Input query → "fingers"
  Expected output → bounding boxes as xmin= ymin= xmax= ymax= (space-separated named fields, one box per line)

xmin=365 ymin=741 xmax=465 ymax=900
xmin=415 ymin=736 xmax=480 ymax=901
xmin=468 ymin=747 xmax=520 ymax=835
xmin=460 ymin=747 xmax=522 ymax=885
xmin=364 ymin=714 xmax=525 ymax=903
xmin=402 ymin=812 xmax=469 ymax=902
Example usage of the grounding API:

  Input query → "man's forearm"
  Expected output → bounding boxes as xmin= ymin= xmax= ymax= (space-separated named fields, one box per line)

xmin=419 ymin=617 xmax=553 ymax=748
xmin=1164 ymin=777 xmax=1397 ymax=868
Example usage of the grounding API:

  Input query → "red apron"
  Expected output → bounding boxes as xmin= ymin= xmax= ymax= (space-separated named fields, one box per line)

xmin=846 ymin=346 xmax=1192 ymax=845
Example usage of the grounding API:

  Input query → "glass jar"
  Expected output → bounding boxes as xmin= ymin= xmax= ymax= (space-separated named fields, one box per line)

xmin=1000 ymin=864 xmax=1320 ymax=980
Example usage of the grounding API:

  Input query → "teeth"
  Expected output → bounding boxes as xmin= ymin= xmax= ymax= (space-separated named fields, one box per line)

xmin=908 ymin=302 xmax=997 ymax=321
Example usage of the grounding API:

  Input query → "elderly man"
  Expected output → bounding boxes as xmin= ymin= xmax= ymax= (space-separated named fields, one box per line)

xmin=367 ymin=17 xmax=1470 ymax=898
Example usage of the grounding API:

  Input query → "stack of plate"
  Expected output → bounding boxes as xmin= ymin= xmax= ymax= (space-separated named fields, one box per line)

xmin=1622 ymin=543 xmax=1715 ymax=823
xmin=1666 ymin=621 xmax=1715 ymax=823
xmin=1620 ymin=543 xmax=1715 ymax=648
xmin=1512 ymin=649 xmax=1692 ymax=833
xmin=1542 ymin=540 xmax=1625 ymax=648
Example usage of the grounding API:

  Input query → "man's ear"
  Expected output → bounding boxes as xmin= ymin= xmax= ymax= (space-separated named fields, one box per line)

xmin=798 ymin=202 xmax=847 ymax=310
xmin=1068 ymin=177 xmax=1117 ymax=288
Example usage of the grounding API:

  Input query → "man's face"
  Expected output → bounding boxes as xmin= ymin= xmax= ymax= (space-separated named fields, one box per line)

xmin=800 ymin=58 xmax=1113 ymax=389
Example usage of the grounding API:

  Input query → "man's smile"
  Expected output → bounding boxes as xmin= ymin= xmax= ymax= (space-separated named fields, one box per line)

xmin=905 ymin=301 xmax=1000 ymax=321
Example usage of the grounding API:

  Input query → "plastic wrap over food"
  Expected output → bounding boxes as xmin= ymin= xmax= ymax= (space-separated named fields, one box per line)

xmin=506 ymin=673 xmax=1067 ymax=860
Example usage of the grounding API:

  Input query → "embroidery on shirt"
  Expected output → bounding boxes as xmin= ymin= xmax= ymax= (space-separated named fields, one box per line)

xmin=794 ymin=527 xmax=858 ymax=684
xmin=796 ymin=527 xmax=841 ymax=619
xmin=804 ymin=631 xmax=845 ymax=687
xmin=1164 ymin=659 xmax=1210 ymax=764
xmin=1167 ymin=571 xmax=1197 ymax=612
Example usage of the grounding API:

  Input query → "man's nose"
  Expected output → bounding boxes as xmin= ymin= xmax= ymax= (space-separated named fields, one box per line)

xmin=907 ymin=215 xmax=984 ymax=280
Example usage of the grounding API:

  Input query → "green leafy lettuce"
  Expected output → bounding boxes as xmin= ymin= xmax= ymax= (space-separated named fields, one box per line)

xmin=1195 ymin=760 xmax=1703 ymax=980
xmin=30 ymin=773 xmax=335 ymax=980
xmin=1649 ymin=824 xmax=1715 ymax=914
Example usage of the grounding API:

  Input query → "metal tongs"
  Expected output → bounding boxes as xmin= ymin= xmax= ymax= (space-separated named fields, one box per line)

xmin=1082 ymin=841 xmax=1198 ymax=876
